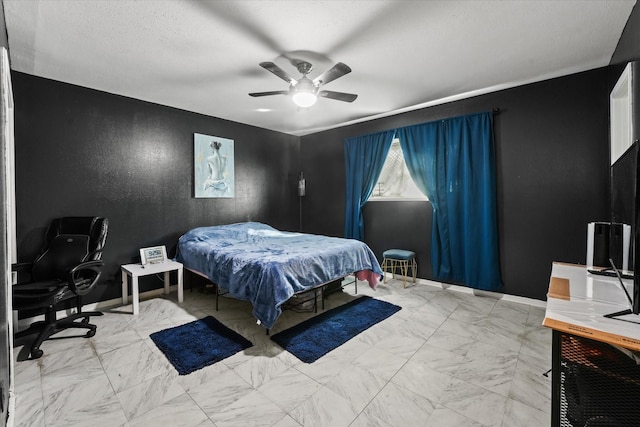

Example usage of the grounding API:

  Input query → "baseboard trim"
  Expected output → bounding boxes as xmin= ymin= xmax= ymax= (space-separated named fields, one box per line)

xmin=15 ymin=285 xmax=181 ymax=331
xmin=406 ymin=277 xmax=547 ymax=308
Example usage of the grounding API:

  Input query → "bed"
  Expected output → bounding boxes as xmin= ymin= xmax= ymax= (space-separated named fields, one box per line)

xmin=175 ymin=222 xmax=382 ymax=329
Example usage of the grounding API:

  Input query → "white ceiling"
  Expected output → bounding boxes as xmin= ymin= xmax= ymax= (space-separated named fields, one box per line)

xmin=3 ymin=0 xmax=637 ymax=136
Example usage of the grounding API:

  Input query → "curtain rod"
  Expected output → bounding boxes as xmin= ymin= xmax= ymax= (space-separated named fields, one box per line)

xmin=436 ymin=108 xmax=500 ymax=118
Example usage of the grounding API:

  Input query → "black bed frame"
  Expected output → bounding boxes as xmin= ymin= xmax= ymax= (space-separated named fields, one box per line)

xmin=184 ymin=267 xmax=358 ymax=325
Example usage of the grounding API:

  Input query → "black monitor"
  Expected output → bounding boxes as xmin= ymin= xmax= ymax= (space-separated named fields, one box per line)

xmin=608 ymin=61 xmax=640 ymax=318
xmin=633 ymin=141 xmax=640 ymax=315
xmin=609 ymin=141 xmax=640 ymax=317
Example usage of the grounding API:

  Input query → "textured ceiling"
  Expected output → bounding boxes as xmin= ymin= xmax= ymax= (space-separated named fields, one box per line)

xmin=3 ymin=0 xmax=637 ymax=136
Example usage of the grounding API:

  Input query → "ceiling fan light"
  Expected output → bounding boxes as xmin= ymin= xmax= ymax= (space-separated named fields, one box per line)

xmin=292 ymin=91 xmax=317 ymax=108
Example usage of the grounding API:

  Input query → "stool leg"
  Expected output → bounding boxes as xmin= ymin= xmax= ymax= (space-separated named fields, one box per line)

xmin=402 ymin=260 xmax=407 ymax=288
xmin=384 ymin=257 xmax=417 ymax=287
xmin=412 ymin=259 xmax=417 ymax=283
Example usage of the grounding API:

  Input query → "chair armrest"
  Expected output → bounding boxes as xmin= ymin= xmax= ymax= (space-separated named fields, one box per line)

xmin=12 ymin=262 xmax=35 ymax=285
xmin=67 ymin=260 xmax=104 ymax=295
xmin=11 ymin=262 xmax=33 ymax=273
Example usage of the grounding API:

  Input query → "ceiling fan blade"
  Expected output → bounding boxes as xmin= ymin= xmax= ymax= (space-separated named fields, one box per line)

xmin=313 ymin=62 xmax=352 ymax=85
xmin=318 ymin=90 xmax=358 ymax=103
xmin=259 ymin=62 xmax=296 ymax=84
xmin=249 ymin=90 xmax=289 ymax=97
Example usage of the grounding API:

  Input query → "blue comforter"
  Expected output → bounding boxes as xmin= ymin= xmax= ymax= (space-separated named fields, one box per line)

xmin=175 ymin=222 xmax=382 ymax=329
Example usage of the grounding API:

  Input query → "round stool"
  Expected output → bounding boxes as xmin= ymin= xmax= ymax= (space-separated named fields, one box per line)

xmin=381 ymin=249 xmax=417 ymax=288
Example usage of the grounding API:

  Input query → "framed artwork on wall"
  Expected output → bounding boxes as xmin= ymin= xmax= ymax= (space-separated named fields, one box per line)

xmin=194 ymin=133 xmax=235 ymax=198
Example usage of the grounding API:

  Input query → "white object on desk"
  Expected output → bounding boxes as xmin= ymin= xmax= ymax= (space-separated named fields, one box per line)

xmin=121 ymin=260 xmax=183 ymax=315
xmin=140 ymin=245 xmax=167 ymax=265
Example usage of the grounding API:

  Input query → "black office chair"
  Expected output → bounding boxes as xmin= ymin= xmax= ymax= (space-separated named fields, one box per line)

xmin=13 ymin=217 xmax=108 ymax=359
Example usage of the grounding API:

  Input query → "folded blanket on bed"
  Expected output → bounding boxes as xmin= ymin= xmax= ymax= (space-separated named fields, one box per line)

xmin=176 ymin=222 xmax=382 ymax=329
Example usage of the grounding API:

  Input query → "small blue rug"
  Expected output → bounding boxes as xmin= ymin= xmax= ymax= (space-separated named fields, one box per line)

xmin=271 ymin=296 xmax=401 ymax=363
xmin=150 ymin=316 xmax=252 ymax=375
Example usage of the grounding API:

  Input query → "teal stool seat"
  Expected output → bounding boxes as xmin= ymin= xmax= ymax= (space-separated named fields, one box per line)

xmin=381 ymin=249 xmax=417 ymax=288
xmin=382 ymin=249 xmax=415 ymax=260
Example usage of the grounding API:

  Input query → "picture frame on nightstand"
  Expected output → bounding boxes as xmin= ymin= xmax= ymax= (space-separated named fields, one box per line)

xmin=140 ymin=245 xmax=167 ymax=265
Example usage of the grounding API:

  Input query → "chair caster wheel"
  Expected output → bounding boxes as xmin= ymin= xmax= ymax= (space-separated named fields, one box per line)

xmin=30 ymin=349 xmax=43 ymax=359
xmin=86 ymin=329 xmax=96 ymax=338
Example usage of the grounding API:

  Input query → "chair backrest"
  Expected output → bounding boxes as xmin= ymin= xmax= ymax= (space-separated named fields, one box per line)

xmin=45 ymin=217 xmax=108 ymax=261
xmin=32 ymin=234 xmax=90 ymax=281
xmin=31 ymin=217 xmax=108 ymax=281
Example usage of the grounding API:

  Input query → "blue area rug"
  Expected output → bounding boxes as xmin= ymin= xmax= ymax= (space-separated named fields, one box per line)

xmin=270 ymin=296 xmax=402 ymax=363
xmin=150 ymin=316 xmax=252 ymax=375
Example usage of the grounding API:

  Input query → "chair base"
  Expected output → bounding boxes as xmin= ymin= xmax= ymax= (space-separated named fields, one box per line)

xmin=16 ymin=310 xmax=103 ymax=359
xmin=381 ymin=255 xmax=417 ymax=288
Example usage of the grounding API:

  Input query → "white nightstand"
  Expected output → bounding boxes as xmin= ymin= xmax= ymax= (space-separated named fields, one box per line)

xmin=121 ymin=260 xmax=183 ymax=315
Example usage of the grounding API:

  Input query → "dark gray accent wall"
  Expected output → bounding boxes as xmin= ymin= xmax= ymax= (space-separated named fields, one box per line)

xmin=611 ymin=3 xmax=640 ymax=65
xmin=300 ymin=67 xmax=611 ymax=301
xmin=0 ymin=2 xmax=7 ymax=50
xmin=12 ymin=72 xmax=300 ymax=304
xmin=363 ymin=201 xmax=433 ymax=279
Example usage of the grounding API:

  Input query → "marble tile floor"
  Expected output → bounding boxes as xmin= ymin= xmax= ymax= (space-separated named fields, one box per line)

xmin=12 ymin=277 xmax=552 ymax=427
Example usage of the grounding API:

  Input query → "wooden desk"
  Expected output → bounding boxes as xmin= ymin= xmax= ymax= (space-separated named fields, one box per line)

xmin=544 ymin=262 xmax=640 ymax=350
xmin=544 ymin=262 xmax=640 ymax=427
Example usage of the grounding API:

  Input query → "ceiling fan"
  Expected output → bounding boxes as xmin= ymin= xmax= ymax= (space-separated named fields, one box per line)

xmin=249 ymin=60 xmax=358 ymax=108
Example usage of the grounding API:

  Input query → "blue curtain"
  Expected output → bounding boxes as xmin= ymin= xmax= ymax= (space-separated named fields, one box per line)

xmin=397 ymin=112 xmax=502 ymax=291
xmin=344 ymin=130 xmax=396 ymax=240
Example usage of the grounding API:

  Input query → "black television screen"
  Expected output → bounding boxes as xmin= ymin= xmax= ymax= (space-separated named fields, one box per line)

xmin=610 ymin=140 xmax=640 ymax=316
xmin=633 ymin=142 xmax=640 ymax=315
xmin=611 ymin=144 xmax=636 ymax=231
xmin=610 ymin=61 xmax=640 ymax=317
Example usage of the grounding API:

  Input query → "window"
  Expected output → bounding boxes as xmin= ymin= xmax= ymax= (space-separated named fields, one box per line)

xmin=370 ymin=139 xmax=427 ymax=200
